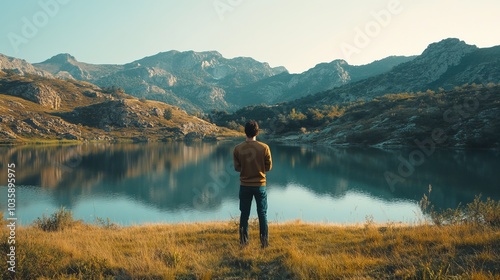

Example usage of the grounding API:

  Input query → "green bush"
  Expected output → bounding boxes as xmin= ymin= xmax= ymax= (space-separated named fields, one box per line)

xmin=34 ymin=207 xmax=76 ymax=231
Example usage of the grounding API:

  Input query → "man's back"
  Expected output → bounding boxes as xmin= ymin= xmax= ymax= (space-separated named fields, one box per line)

xmin=233 ymin=140 xmax=272 ymax=187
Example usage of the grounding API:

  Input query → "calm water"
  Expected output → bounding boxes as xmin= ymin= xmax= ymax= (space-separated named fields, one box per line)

xmin=1 ymin=142 xmax=499 ymax=225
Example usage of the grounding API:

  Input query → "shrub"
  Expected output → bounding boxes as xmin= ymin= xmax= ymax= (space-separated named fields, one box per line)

xmin=164 ymin=108 xmax=173 ymax=120
xmin=420 ymin=187 xmax=500 ymax=227
xmin=34 ymin=207 xmax=76 ymax=231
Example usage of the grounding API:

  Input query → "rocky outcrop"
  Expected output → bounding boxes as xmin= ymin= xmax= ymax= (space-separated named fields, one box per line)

xmin=7 ymin=83 xmax=61 ymax=109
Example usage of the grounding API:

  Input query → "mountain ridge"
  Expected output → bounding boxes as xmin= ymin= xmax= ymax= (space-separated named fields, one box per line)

xmin=1 ymin=37 xmax=499 ymax=146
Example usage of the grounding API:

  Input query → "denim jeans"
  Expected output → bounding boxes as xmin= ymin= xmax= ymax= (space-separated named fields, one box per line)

xmin=239 ymin=186 xmax=268 ymax=247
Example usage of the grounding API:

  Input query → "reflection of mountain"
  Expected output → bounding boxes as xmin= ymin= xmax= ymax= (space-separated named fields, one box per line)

xmin=1 ymin=143 xmax=498 ymax=213
xmin=0 ymin=142 xmax=219 ymax=204
xmin=268 ymin=145 xmax=500 ymax=210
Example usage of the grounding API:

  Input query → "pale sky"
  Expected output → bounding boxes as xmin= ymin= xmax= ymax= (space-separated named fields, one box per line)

xmin=0 ymin=0 xmax=499 ymax=73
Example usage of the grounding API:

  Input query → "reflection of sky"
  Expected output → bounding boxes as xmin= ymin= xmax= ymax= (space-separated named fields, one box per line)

xmin=268 ymin=183 xmax=423 ymax=224
xmin=2 ymin=183 xmax=422 ymax=226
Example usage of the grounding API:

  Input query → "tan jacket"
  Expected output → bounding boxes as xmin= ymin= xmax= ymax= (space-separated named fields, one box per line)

xmin=233 ymin=141 xmax=272 ymax=186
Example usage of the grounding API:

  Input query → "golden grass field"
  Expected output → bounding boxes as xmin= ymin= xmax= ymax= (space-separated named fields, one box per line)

xmin=1 ymin=214 xmax=500 ymax=280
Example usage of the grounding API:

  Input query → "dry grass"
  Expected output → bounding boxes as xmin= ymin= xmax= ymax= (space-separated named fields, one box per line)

xmin=1 ymin=218 xmax=499 ymax=279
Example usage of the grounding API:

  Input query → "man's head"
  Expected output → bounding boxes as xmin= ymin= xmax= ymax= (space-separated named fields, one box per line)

xmin=245 ymin=120 xmax=260 ymax=138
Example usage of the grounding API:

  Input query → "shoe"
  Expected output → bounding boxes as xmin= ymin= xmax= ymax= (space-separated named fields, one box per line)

xmin=260 ymin=235 xmax=269 ymax=249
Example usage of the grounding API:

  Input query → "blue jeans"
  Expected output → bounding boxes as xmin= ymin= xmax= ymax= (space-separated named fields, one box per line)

xmin=239 ymin=186 xmax=268 ymax=247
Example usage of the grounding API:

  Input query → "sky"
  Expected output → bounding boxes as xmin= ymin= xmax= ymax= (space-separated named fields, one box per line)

xmin=0 ymin=0 xmax=499 ymax=74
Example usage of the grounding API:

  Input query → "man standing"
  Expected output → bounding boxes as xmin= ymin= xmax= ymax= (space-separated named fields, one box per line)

xmin=233 ymin=120 xmax=272 ymax=248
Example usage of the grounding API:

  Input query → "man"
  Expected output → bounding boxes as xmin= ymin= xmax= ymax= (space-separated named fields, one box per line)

xmin=233 ymin=120 xmax=272 ymax=248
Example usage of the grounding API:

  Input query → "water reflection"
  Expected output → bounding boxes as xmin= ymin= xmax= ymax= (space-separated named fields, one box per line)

xmin=0 ymin=142 xmax=498 ymax=225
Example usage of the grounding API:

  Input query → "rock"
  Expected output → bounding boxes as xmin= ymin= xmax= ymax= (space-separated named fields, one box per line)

xmin=152 ymin=107 xmax=164 ymax=117
xmin=7 ymin=83 xmax=61 ymax=109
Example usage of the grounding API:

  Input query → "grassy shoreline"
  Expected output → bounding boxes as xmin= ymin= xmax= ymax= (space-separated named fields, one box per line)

xmin=1 ymin=218 xmax=499 ymax=279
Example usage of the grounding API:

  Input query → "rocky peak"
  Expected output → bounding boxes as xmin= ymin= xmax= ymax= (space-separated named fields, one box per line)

xmin=0 ymin=54 xmax=53 ymax=77
xmin=391 ymin=38 xmax=478 ymax=85
xmin=421 ymin=38 xmax=477 ymax=57
xmin=416 ymin=38 xmax=476 ymax=77
xmin=44 ymin=53 xmax=78 ymax=64
xmin=37 ymin=53 xmax=91 ymax=80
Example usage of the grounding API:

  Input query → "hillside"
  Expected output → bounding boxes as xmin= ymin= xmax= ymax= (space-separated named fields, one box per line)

xmin=0 ymin=72 xmax=238 ymax=143
xmin=299 ymin=84 xmax=500 ymax=148
xmin=212 ymin=84 xmax=500 ymax=149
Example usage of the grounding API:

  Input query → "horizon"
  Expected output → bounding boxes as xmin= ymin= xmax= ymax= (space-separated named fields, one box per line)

xmin=1 ymin=0 xmax=499 ymax=73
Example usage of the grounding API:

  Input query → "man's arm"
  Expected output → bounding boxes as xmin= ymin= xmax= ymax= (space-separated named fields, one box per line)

xmin=233 ymin=148 xmax=242 ymax=172
xmin=264 ymin=146 xmax=272 ymax=172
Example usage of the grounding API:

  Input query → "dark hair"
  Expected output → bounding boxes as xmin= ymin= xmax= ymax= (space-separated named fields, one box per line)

xmin=244 ymin=120 xmax=259 ymax=138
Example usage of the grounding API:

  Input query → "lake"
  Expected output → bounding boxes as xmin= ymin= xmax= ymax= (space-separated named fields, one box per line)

xmin=1 ymin=141 xmax=499 ymax=225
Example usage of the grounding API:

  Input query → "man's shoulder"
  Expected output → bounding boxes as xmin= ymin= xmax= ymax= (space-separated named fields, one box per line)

xmin=234 ymin=141 xmax=270 ymax=151
xmin=256 ymin=141 xmax=270 ymax=149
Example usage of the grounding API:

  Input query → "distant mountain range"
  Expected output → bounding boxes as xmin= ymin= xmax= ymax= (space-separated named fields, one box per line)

xmin=287 ymin=38 xmax=500 ymax=108
xmin=32 ymin=50 xmax=415 ymax=112
xmin=3 ymin=38 xmax=496 ymax=115
xmin=1 ymin=38 xmax=499 ymax=146
xmin=33 ymin=51 xmax=287 ymax=112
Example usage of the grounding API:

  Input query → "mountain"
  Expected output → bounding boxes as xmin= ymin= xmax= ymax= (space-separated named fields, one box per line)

xmin=0 ymin=72 xmax=238 ymax=143
xmin=34 ymin=50 xmax=414 ymax=113
xmin=34 ymin=53 xmax=122 ymax=80
xmin=1 ymin=37 xmax=499 ymax=146
xmin=211 ymin=38 xmax=500 ymax=147
xmin=289 ymin=38 xmax=499 ymax=107
xmin=225 ymin=55 xmax=415 ymax=106
xmin=35 ymin=51 xmax=287 ymax=112
xmin=0 ymin=54 xmax=53 ymax=77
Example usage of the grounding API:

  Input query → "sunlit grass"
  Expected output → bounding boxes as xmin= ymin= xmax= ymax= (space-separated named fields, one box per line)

xmin=1 ymin=211 xmax=499 ymax=279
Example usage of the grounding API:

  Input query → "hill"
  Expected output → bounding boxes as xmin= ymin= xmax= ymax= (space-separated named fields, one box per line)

xmin=211 ymin=84 xmax=500 ymax=149
xmin=296 ymin=84 xmax=500 ymax=148
xmin=0 ymin=72 xmax=238 ymax=143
